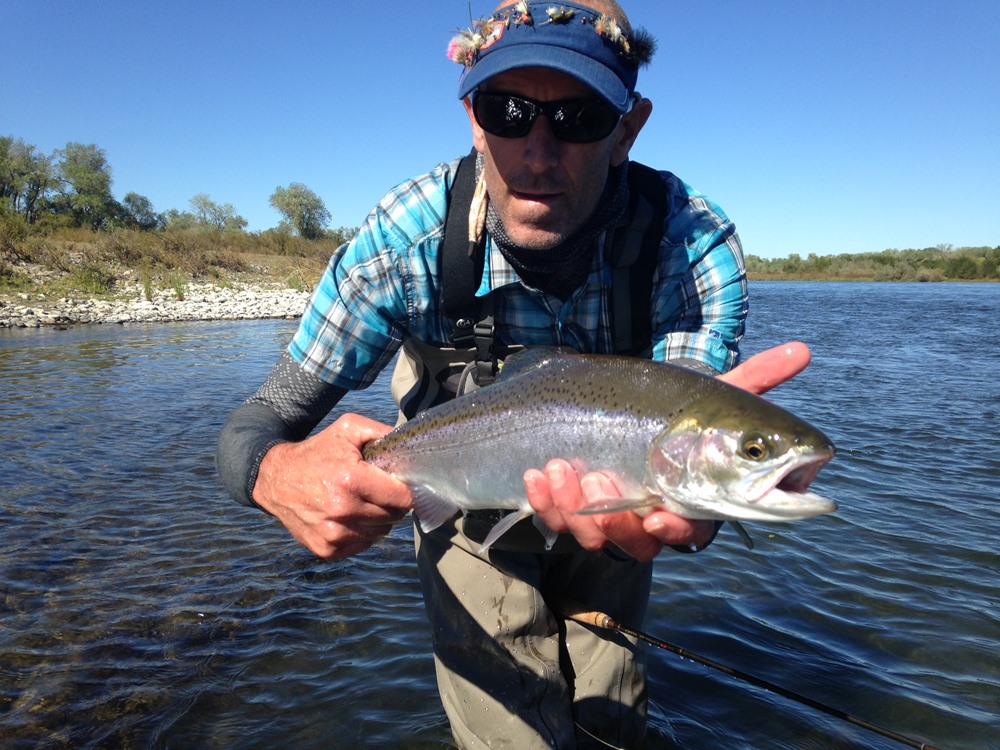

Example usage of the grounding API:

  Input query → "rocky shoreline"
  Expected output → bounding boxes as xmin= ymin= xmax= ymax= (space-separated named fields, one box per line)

xmin=0 ymin=281 xmax=311 ymax=329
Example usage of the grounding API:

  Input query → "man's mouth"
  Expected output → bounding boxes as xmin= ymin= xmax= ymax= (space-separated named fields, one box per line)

xmin=510 ymin=189 xmax=561 ymax=204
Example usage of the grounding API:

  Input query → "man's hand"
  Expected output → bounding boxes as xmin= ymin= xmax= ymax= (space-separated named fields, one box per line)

xmin=524 ymin=459 xmax=703 ymax=561
xmin=253 ymin=413 xmax=412 ymax=559
xmin=524 ymin=342 xmax=813 ymax=560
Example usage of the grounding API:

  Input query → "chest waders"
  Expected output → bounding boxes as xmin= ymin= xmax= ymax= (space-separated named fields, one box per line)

xmin=389 ymin=152 xmax=668 ymax=551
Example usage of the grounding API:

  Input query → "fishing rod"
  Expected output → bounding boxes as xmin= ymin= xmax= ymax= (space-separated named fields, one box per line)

xmin=554 ymin=597 xmax=943 ymax=750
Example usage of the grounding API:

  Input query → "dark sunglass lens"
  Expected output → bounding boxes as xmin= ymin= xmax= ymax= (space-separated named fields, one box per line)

xmin=476 ymin=94 xmax=534 ymax=137
xmin=474 ymin=93 xmax=619 ymax=143
xmin=550 ymin=100 xmax=618 ymax=143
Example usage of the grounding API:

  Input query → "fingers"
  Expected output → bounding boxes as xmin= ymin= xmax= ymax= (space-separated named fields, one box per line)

xmin=330 ymin=413 xmax=413 ymax=513
xmin=578 ymin=474 xmax=663 ymax=560
xmin=335 ymin=411 xmax=397 ymax=446
xmin=299 ymin=470 xmax=409 ymax=558
xmin=253 ymin=413 xmax=413 ymax=560
xmin=526 ymin=460 xmax=665 ymax=562
xmin=718 ymin=341 xmax=811 ymax=395
xmin=526 ymin=460 xmax=612 ymax=551
xmin=309 ymin=519 xmax=399 ymax=560
xmin=642 ymin=513 xmax=716 ymax=549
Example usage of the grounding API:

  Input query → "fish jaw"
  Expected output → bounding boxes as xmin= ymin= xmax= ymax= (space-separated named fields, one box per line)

xmin=722 ymin=447 xmax=837 ymax=521
xmin=649 ymin=428 xmax=837 ymax=522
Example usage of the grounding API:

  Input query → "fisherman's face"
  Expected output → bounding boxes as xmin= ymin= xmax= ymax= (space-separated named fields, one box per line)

xmin=464 ymin=67 xmax=648 ymax=251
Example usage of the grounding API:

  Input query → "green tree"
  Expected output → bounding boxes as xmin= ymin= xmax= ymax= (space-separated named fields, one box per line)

xmin=121 ymin=192 xmax=163 ymax=230
xmin=0 ymin=136 xmax=54 ymax=224
xmin=944 ymin=255 xmax=980 ymax=279
xmin=328 ymin=225 xmax=358 ymax=246
xmin=269 ymin=182 xmax=331 ymax=240
xmin=54 ymin=142 xmax=116 ymax=229
xmin=979 ymin=254 xmax=996 ymax=279
xmin=189 ymin=193 xmax=247 ymax=231
xmin=781 ymin=253 xmax=803 ymax=274
xmin=162 ymin=208 xmax=198 ymax=230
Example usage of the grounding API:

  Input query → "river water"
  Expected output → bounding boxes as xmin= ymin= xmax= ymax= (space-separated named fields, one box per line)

xmin=1 ymin=282 xmax=997 ymax=749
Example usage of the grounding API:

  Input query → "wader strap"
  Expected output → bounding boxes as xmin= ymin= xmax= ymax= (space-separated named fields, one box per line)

xmin=441 ymin=150 xmax=503 ymax=384
xmin=444 ymin=157 xmax=668 ymax=369
xmin=607 ymin=162 xmax=669 ymax=357
xmin=472 ymin=294 xmax=498 ymax=387
xmin=609 ymin=195 xmax=654 ymax=356
xmin=442 ymin=150 xmax=486 ymax=349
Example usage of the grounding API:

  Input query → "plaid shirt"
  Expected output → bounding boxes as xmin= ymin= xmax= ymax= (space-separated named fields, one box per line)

xmin=289 ymin=157 xmax=747 ymax=390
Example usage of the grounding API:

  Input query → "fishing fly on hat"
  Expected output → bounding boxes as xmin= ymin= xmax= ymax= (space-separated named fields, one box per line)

xmin=448 ymin=1 xmax=656 ymax=113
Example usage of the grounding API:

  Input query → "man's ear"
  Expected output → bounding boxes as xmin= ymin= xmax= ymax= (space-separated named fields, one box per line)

xmin=462 ymin=96 xmax=487 ymax=153
xmin=611 ymin=96 xmax=652 ymax=166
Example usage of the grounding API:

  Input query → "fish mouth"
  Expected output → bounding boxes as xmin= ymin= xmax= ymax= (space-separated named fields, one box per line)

xmin=744 ymin=447 xmax=837 ymax=520
xmin=777 ymin=451 xmax=830 ymax=493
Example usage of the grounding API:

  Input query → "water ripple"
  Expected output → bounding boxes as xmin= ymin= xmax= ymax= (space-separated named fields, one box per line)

xmin=2 ymin=288 xmax=998 ymax=748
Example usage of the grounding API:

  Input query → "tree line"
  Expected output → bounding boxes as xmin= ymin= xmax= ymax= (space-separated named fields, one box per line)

xmin=4 ymin=135 xmax=996 ymax=285
xmin=0 ymin=135 xmax=352 ymax=242
xmin=746 ymin=245 xmax=999 ymax=282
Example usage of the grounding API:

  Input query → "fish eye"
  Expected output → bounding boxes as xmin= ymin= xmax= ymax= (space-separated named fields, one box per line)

xmin=740 ymin=432 xmax=770 ymax=461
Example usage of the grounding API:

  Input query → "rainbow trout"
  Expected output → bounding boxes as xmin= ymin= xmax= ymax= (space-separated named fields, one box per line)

xmin=363 ymin=350 xmax=836 ymax=553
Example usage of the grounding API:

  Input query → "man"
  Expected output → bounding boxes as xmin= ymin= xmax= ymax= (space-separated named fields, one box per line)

xmin=216 ymin=1 xmax=811 ymax=746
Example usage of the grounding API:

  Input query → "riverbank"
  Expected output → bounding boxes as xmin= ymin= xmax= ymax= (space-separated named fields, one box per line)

xmin=0 ymin=224 xmax=332 ymax=329
xmin=0 ymin=281 xmax=310 ymax=328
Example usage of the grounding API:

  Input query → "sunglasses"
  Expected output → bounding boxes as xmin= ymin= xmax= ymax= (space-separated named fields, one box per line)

xmin=471 ymin=92 xmax=626 ymax=144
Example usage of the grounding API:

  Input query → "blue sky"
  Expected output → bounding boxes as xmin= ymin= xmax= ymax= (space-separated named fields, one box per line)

xmin=3 ymin=0 xmax=998 ymax=259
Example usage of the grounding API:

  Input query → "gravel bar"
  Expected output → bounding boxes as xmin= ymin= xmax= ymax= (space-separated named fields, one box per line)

xmin=0 ymin=282 xmax=311 ymax=328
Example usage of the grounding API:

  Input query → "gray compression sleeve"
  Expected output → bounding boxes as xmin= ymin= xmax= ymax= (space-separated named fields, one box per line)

xmin=215 ymin=352 xmax=347 ymax=508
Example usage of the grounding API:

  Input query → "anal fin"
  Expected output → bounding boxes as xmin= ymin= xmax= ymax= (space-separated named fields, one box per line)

xmin=477 ymin=509 xmax=533 ymax=555
xmin=531 ymin=516 xmax=561 ymax=550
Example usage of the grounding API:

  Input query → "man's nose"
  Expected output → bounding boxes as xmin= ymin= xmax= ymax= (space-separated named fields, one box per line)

xmin=521 ymin=114 xmax=562 ymax=170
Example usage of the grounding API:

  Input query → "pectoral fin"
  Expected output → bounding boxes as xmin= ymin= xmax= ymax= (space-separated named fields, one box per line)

xmin=728 ymin=520 xmax=755 ymax=550
xmin=411 ymin=486 xmax=462 ymax=533
xmin=574 ymin=496 xmax=663 ymax=515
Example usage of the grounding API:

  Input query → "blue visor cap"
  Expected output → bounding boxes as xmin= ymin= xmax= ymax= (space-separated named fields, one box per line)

xmin=456 ymin=2 xmax=640 ymax=114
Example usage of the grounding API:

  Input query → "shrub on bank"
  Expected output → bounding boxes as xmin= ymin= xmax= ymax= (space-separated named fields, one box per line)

xmin=0 ymin=221 xmax=339 ymax=300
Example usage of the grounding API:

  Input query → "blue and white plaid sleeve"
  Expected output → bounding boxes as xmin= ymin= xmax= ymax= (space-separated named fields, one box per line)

xmin=650 ymin=174 xmax=748 ymax=374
